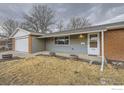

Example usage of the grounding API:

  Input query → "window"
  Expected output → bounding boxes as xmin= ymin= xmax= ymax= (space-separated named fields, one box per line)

xmin=90 ymin=41 xmax=97 ymax=48
xmin=90 ymin=34 xmax=97 ymax=41
xmin=55 ymin=36 xmax=69 ymax=45
xmin=89 ymin=34 xmax=98 ymax=48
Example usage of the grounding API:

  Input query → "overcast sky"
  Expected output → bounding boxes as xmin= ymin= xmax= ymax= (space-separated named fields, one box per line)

xmin=0 ymin=3 xmax=124 ymax=26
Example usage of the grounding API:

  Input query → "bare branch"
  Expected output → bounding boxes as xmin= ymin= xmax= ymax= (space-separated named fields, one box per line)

xmin=23 ymin=4 xmax=56 ymax=33
xmin=2 ymin=18 xmax=19 ymax=36
xmin=67 ymin=16 xmax=91 ymax=30
xmin=56 ymin=20 xmax=64 ymax=32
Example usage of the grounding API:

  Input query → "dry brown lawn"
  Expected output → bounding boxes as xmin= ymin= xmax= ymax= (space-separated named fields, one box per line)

xmin=0 ymin=56 xmax=124 ymax=85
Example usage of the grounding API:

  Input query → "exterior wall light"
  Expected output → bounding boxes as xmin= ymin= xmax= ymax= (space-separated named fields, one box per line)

xmin=79 ymin=34 xmax=85 ymax=39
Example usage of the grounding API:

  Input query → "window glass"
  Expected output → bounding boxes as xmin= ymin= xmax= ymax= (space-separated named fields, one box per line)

xmin=90 ymin=34 xmax=97 ymax=41
xmin=65 ymin=40 xmax=69 ymax=44
xmin=90 ymin=41 xmax=97 ymax=48
xmin=89 ymin=34 xmax=98 ymax=48
xmin=55 ymin=36 xmax=69 ymax=45
xmin=65 ymin=36 xmax=69 ymax=39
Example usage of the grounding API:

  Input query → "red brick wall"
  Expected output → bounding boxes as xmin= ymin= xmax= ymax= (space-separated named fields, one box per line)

xmin=104 ymin=29 xmax=124 ymax=61
xmin=12 ymin=38 xmax=15 ymax=51
xmin=28 ymin=35 xmax=32 ymax=53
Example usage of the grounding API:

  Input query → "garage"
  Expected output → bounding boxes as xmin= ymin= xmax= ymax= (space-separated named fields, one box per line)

xmin=10 ymin=28 xmax=44 ymax=53
xmin=15 ymin=37 xmax=28 ymax=52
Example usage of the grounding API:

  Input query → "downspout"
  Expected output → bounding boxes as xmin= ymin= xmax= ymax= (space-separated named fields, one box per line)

xmin=44 ymin=38 xmax=46 ymax=51
xmin=100 ymin=31 xmax=104 ymax=72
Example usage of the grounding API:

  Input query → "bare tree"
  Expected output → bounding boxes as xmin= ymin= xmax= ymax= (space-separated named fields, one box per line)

xmin=2 ymin=18 xmax=19 ymax=36
xmin=67 ymin=16 xmax=91 ymax=30
xmin=23 ymin=4 xmax=56 ymax=33
xmin=56 ymin=20 xmax=64 ymax=32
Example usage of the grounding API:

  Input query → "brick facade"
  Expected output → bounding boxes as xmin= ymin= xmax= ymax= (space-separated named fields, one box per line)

xmin=104 ymin=29 xmax=124 ymax=61
xmin=12 ymin=38 xmax=15 ymax=51
xmin=28 ymin=35 xmax=32 ymax=53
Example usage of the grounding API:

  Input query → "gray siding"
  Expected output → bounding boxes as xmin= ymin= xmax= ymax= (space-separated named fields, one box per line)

xmin=46 ymin=34 xmax=88 ymax=54
xmin=32 ymin=36 xmax=45 ymax=53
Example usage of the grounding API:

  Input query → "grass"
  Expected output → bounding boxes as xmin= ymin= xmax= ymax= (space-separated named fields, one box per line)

xmin=0 ymin=55 xmax=124 ymax=85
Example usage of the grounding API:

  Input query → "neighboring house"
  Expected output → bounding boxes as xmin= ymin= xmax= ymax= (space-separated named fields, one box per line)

xmin=0 ymin=26 xmax=12 ymax=51
xmin=10 ymin=21 xmax=124 ymax=62
xmin=0 ymin=37 xmax=12 ymax=51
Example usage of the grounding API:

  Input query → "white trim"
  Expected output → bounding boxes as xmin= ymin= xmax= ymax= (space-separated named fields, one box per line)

xmin=87 ymin=32 xmax=100 ymax=56
xmin=54 ymin=36 xmax=70 ymax=46
xmin=106 ymin=25 xmax=124 ymax=29
xmin=38 ymin=29 xmax=107 ymax=38
xmin=10 ymin=28 xmax=30 ymax=38
xmin=15 ymin=35 xmax=29 ymax=40
xmin=101 ymin=31 xmax=104 ymax=72
xmin=9 ymin=28 xmax=20 ymax=38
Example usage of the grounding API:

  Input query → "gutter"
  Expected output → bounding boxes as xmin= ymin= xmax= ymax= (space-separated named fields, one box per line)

xmin=37 ymin=29 xmax=107 ymax=38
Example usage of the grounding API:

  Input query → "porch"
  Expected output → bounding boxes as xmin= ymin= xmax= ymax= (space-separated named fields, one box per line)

xmin=33 ymin=51 xmax=102 ymax=63
xmin=0 ymin=50 xmax=102 ymax=63
xmin=37 ymin=31 xmax=105 ymax=71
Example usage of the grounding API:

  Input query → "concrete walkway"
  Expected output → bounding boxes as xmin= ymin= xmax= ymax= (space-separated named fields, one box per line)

xmin=0 ymin=51 xmax=102 ymax=63
xmin=33 ymin=51 xmax=102 ymax=63
xmin=0 ymin=51 xmax=34 ymax=59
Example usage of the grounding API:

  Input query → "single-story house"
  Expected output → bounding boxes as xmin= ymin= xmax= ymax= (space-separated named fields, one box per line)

xmin=10 ymin=21 xmax=124 ymax=64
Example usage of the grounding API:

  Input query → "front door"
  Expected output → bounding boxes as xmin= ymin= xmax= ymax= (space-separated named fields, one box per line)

xmin=88 ymin=33 xmax=100 ymax=56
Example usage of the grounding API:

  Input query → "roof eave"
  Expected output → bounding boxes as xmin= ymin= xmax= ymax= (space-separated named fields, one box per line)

xmin=38 ymin=29 xmax=107 ymax=38
xmin=106 ymin=25 xmax=124 ymax=30
xmin=9 ymin=28 xmax=20 ymax=38
xmin=30 ymin=33 xmax=44 ymax=36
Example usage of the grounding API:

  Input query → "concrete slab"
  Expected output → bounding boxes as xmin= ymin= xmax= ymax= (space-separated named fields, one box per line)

xmin=0 ymin=51 xmax=102 ymax=63
xmin=33 ymin=51 xmax=102 ymax=63
xmin=0 ymin=51 xmax=34 ymax=59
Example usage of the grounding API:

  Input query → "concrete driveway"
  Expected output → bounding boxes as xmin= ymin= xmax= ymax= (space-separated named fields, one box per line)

xmin=0 ymin=51 xmax=34 ymax=59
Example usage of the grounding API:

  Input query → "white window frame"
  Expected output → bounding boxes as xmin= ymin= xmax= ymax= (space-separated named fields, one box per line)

xmin=54 ymin=36 xmax=70 ymax=46
xmin=87 ymin=32 xmax=100 ymax=56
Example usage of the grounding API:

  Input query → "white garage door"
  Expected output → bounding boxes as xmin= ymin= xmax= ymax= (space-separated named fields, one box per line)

xmin=15 ymin=37 xmax=28 ymax=52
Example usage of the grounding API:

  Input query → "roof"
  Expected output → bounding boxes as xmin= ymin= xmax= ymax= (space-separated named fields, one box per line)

xmin=10 ymin=28 xmax=44 ymax=38
xmin=38 ymin=21 xmax=124 ymax=38
xmin=10 ymin=21 xmax=124 ymax=38
xmin=30 ymin=32 xmax=44 ymax=36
